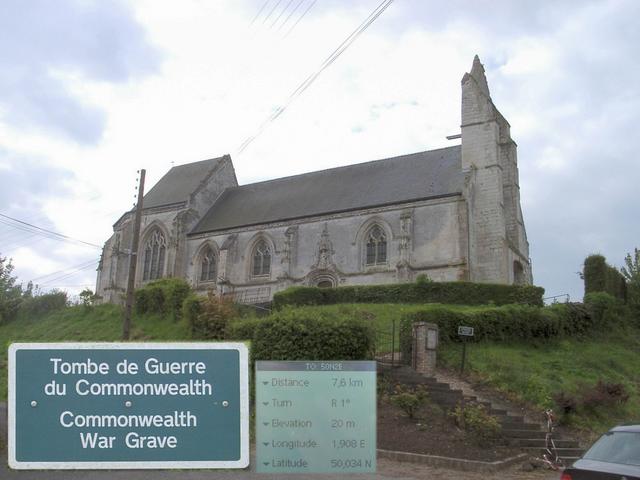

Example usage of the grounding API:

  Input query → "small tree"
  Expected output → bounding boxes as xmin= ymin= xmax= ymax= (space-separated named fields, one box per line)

xmin=79 ymin=288 xmax=96 ymax=309
xmin=0 ymin=254 xmax=23 ymax=324
xmin=621 ymin=248 xmax=640 ymax=306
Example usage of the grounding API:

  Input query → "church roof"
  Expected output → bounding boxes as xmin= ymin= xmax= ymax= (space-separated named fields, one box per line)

xmin=190 ymin=145 xmax=462 ymax=234
xmin=142 ymin=156 xmax=226 ymax=209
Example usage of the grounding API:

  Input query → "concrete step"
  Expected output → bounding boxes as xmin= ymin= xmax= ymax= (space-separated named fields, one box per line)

xmin=503 ymin=429 xmax=548 ymax=439
xmin=511 ymin=438 xmax=580 ymax=448
xmin=498 ymin=420 xmax=541 ymax=431
xmin=524 ymin=447 xmax=585 ymax=458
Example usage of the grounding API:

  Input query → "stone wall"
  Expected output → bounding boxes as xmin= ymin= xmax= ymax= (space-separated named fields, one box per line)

xmin=185 ymin=196 xmax=467 ymax=301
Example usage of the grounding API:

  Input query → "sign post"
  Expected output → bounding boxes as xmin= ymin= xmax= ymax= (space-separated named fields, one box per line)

xmin=457 ymin=326 xmax=474 ymax=374
xmin=8 ymin=342 xmax=249 ymax=470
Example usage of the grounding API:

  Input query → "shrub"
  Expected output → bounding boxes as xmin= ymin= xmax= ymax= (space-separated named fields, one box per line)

xmin=227 ymin=317 xmax=264 ymax=340
xmin=18 ymin=290 xmax=68 ymax=318
xmin=134 ymin=278 xmax=192 ymax=320
xmin=390 ymin=385 xmax=428 ymax=419
xmin=583 ymin=254 xmax=627 ymax=301
xmin=581 ymin=380 xmax=630 ymax=412
xmin=187 ymin=292 xmax=236 ymax=340
xmin=553 ymin=391 xmax=578 ymax=415
xmin=584 ymin=292 xmax=618 ymax=328
xmin=450 ymin=403 xmax=502 ymax=443
xmin=251 ymin=309 xmax=375 ymax=361
xmin=273 ymin=281 xmax=544 ymax=310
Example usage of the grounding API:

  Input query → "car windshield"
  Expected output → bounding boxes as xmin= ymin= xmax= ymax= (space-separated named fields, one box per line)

xmin=583 ymin=431 xmax=640 ymax=466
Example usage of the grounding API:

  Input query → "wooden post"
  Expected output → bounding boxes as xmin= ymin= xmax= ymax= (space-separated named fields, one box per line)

xmin=122 ymin=169 xmax=146 ymax=340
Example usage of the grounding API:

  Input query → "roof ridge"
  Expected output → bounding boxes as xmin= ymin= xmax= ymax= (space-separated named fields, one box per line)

xmin=233 ymin=145 xmax=460 ymax=190
xmin=168 ymin=155 xmax=226 ymax=171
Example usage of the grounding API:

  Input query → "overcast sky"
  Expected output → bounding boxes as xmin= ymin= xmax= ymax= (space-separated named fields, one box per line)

xmin=0 ymin=0 xmax=638 ymax=301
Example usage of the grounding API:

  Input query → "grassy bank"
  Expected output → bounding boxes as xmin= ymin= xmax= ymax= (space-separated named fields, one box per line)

xmin=439 ymin=324 xmax=640 ymax=433
xmin=0 ymin=304 xmax=192 ymax=401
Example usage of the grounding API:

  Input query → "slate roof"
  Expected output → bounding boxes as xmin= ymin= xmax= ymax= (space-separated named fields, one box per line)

xmin=190 ymin=146 xmax=462 ymax=234
xmin=142 ymin=156 xmax=225 ymax=209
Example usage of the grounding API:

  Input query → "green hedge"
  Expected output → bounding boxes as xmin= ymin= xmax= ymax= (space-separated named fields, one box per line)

xmin=251 ymin=309 xmax=376 ymax=361
xmin=134 ymin=278 xmax=192 ymax=320
xmin=584 ymin=255 xmax=627 ymax=302
xmin=227 ymin=317 xmax=264 ymax=341
xmin=399 ymin=303 xmax=593 ymax=364
xmin=273 ymin=281 xmax=544 ymax=310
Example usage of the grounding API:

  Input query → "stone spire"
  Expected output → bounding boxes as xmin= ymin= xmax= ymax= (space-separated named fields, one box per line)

xmin=463 ymin=55 xmax=491 ymax=98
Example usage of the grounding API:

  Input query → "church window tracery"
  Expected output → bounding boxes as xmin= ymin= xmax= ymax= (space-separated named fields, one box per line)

xmin=142 ymin=230 xmax=166 ymax=281
xmin=200 ymin=247 xmax=217 ymax=282
xmin=365 ymin=225 xmax=387 ymax=266
xmin=251 ymin=240 xmax=271 ymax=277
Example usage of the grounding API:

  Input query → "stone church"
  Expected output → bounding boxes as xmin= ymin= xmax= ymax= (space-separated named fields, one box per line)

xmin=96 ymin=56 xmax=532 ymax=304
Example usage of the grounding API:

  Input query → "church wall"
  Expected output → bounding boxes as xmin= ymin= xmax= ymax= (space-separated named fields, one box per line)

xmin=185 ymin=196 xmax=467 ymax=301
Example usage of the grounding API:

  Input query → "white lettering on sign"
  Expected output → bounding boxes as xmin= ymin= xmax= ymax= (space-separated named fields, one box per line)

xmin=60 ymin=410 xmax=197 ymax=428
xmin=125 ymin=432 xmax=178 ymax=449
xmin=50 ymin=358 xmax=109 ymax=375
xmin=75 ymin=379 xmax=212 ymax=396
xmin=144 ymin=358 xmax=206 ymax=375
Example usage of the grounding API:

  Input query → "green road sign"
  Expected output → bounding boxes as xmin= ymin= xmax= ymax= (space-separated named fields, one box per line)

xmin=8 ymin=342 xmax=249 ymax=470
xmin=256 ymin=361 xmax=376 ymax=473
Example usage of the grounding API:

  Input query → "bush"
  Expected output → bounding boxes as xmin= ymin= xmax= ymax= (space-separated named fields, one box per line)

xmin=555 ymin=380 xmax=629 ymax=417
xmin=450 ymin=402 xmax=502 ymax=443
xmin=134 ymin=278 xmax=192 ymax=320
xmin=583 ymin=254 xmax=627 ymax=301
xmin=390 ymin=385 xmax=428 ymax=419
xmin=18 ymin=291 xmax=68 ymax=318
xmin=187 ymin=292 xmax=236 ymax=340
xmin=227 ymin=317 xmax=264 ymax=340
xmin=251 ymin=308 xmax=375 ymax=361
xmin=273 ymin=281 xmax=544 ymax=310
xmin=399 ymin=303 xmax=594 ymax=363
xmin=581 ymin=380 xmax=630 ymax=412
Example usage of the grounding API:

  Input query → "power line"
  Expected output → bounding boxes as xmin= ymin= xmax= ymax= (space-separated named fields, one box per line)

xmin=277 ymin=0 xmax=305 ymax=31
xmin=238 ymin=0 xmax=394 ymax=154
xmin=0 ymin=213 xmax=102 ymax=249
xmin=38 ymin=262 xmax=99 ymax=287
xmin=30 ymin=260 xmax=99 ymax=282
xmin=262 ymin=0 xmax=283 ymax=25
xmin=249 ymin=0 xmax=271 ymax=26
xmin=283 ymin=0 xmax=317 ymax=37
xmin=270 ymin=0 xmax=295 ymax=29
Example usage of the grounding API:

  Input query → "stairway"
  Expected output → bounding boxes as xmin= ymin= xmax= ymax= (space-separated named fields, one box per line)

xmin=378 ymin=363 xmax=584 ymax=463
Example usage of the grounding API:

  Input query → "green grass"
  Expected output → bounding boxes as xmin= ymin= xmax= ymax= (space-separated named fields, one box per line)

xmin=4 ymin=301 xmax=639 ymax=436
xmin=439 ymin=325 xmax=640 ymax=433
xmin=0 ymin=304 xmax=192 ymax=401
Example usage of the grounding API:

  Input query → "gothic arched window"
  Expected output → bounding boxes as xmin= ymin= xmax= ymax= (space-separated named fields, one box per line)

xmin=251 ymin=240 xmax=271 ymax=277
xmin=200 ymin=247 xmax=217 ymax=282
xmin=142 ymin=229 xmax=167 ymax=281
xmin=365 ymin=225 xmax=387 ymax=266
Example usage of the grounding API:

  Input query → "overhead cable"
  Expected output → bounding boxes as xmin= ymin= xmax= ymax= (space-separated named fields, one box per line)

xmin=0 ymin=213 xmax=102 ymax=249
xmin=237 ymin=0 xmax=394 ymax=154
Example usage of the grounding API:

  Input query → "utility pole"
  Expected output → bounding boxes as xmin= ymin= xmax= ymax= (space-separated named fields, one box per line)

xmin=122 ymin=169 xmax=146 ymax=340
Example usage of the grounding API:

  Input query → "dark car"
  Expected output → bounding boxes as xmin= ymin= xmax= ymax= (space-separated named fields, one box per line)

xmin=562 ymin=425 xmax=640 ymax=479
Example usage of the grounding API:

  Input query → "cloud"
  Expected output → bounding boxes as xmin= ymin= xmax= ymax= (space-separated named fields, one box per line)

xmin=0 ymin=0 xmax=161 ymax=144
xmin=0 ymin=147 xmax=73 ymax=216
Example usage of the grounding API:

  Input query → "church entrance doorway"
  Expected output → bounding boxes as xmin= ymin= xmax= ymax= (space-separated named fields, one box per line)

xmin=317 ymin=280 xmax=333 ymax=288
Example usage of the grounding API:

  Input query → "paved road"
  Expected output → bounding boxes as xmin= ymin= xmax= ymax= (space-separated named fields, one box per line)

xmin=1 ymin=403 xmax=559 ymax=479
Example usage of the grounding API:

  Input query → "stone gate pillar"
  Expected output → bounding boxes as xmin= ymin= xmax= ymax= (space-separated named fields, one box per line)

xmin=411 ymin=322 xmax=439 ymax=375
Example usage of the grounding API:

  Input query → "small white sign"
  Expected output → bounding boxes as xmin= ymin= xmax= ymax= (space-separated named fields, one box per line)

xmin=458 ymin=326 xmax=474 ymax=337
